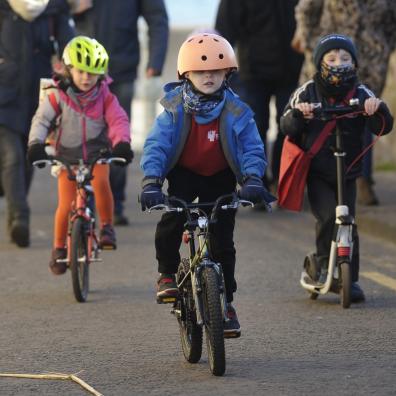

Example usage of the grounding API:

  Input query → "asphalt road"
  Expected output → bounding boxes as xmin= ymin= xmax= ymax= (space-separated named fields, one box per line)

xmin=1 ymin=161 xmax=395 ymax=395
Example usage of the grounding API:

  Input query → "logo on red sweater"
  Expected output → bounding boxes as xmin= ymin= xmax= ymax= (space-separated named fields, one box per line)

xmin=207 ymin=130 xmax=219 ymax=142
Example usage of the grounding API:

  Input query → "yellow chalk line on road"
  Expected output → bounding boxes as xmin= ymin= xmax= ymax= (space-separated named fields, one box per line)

xmin=0 ymin=372 xmax=103 ymax=396
xmin=361 ymin=271 xmax=396 ymax=291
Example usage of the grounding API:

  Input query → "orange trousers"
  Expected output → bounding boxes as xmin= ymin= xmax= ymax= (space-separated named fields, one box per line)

xmin=54 ymin=164 xmax=113 ymax=248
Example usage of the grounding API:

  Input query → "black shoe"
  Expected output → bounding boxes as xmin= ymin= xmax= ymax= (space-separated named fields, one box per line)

xmin=156 ymin=273 xmax=178 ymax=303
xmin=318 ymin=267 xmax=328 ymax=284
xmin=10 ymin=221 xmax=30 ymax=248
xmin=114 ymin=213 xmax=129 ymax=226
xmin=99 ymin=224 xmax=116 ymax=250
xmin=224 ymin=303 xmax=241 ymax=338
xmin=351 ymin=282 xmax=365 ymax=303
xmin=49 ymin=248 xmax=67 ymax=275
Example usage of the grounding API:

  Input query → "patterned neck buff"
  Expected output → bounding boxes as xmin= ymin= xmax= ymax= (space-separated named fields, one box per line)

xmin=182 ymin=80 xmax=225 ymax=115
xmin=320 ymin=62 xmax=357 ymax=86
xmin=74 ymin=84 xmax=100 ymax=108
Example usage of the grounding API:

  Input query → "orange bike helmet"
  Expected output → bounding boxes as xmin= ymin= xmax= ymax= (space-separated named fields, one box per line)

xmin=177 ymin=33 xmax=238 ymax=79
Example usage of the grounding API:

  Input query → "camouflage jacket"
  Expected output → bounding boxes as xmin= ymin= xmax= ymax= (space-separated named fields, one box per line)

xmin=295 ymin=0 xmax=396 ymax=95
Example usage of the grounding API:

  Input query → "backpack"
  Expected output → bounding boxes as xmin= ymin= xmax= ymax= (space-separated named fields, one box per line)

xmin=39 ymin=78 xmax=61 ymax=150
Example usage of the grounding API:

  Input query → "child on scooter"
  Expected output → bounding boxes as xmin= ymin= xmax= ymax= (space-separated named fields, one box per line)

xmin=27 ymin=36 xmax=133 ymax=275
xmin=280 ymin=34 xmax=393 ymax=302
xmin=140 ymin=33 xmax=275 ymax=336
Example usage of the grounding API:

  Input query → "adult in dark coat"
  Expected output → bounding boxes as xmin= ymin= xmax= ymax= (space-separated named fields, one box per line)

xmin=74 ymin=0 xmax=169 ymax=225
xmin=215 ymin=0 xmax=303 ymax=190
xmin=0 ymin=0 xmax=74 ymax=247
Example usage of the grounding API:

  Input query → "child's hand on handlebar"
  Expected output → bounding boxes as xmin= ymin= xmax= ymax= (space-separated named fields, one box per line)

xmin=295 ymin=102 xmax=315 ymax=119
xmin=364 ymin=97 xmax=382 ymax=116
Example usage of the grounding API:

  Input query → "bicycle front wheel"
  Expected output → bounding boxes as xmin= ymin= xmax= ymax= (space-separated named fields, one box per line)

xmin=70 ymin=217 xmax=89 ymax=302
xmin=201 ymin=265 xmax=225 ymax=376
xmin=176 ymin=259 xmax=203 ymax=363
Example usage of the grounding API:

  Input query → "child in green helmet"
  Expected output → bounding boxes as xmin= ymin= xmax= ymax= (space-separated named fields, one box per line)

xmin=27 ymin=36 xmax=133 ymax=275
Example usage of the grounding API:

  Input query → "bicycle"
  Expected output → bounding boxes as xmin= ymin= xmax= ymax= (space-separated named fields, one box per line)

xmin=300 ymin=98 xmax=385 ymax=308
xmin=149 ymin=192 xmax=253 ymax=376
xmin=33 ymin=154 xmax=125 ymax=303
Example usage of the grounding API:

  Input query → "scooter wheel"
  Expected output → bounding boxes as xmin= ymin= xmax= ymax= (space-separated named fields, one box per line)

xmin=304 ymin=252 xmax=319 ymax=281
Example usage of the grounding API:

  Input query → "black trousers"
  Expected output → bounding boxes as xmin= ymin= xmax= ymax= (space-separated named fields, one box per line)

xmin=307 ymin=175 xmax=360 ymax=282
xmin=155 ymin=166 xmax=237 ymax=302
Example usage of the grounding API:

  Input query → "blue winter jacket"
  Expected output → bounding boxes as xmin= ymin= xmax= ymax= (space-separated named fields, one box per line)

xmin=141 ymin=82 xmax=267 ymax=185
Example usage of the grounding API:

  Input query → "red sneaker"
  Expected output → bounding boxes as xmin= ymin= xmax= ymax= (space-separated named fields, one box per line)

xmin=49 ymin=248 xmax=67 ymax=275
xmin=99 ymin=224 xmax=116 ymax=250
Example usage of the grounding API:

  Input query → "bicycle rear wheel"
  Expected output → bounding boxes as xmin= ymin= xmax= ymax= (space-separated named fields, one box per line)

xmin=176 ymin=259 xmax=203 ymax=363
xmin=201 ymin=265 xmax=225 ymax=376
xmin=70 ymin=217 xmax=89 ymax=302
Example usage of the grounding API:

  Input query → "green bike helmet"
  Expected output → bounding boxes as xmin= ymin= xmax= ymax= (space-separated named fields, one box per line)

xmin=62 ymin=36 xmax=109 ymax=75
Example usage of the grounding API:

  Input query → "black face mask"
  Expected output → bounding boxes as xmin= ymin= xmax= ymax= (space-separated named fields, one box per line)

xmin=320 ymin=62 xmax=357 ymax=86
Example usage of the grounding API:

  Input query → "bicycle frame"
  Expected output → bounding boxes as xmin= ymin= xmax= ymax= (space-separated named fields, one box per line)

xmin=152 ymin=193 xmax=252 ymax=325
xmin=33 ymin=155 xmax=126 ymax=267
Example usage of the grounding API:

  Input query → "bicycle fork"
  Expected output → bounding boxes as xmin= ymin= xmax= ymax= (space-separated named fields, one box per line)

xmin=191 ymin=261 xmax=228 ymax=326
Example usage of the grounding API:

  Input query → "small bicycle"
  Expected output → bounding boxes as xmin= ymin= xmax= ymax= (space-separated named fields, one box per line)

xmin=149 ymin=192 xmax=253 ymax=376
xmin=33 ymin=154 xmax=125 ymax=302
xmin=300 ymin=98 xmax=384 ymax=308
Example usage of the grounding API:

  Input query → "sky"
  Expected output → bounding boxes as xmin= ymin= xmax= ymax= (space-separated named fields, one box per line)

xmin=164 ymin=0 xmax=220 ymax=29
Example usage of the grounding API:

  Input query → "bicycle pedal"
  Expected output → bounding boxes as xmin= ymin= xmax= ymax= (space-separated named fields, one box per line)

xmin=100 ymin=245 xmax=116 ymax=250
xmin=156 ymin=295 xmax=178 ymax=304
xmin=224 ymin=331 xmax=241 ymax=339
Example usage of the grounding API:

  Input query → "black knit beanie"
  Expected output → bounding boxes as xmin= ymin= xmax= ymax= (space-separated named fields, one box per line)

xmin=313 ymin=34 xmax=358 ymax=70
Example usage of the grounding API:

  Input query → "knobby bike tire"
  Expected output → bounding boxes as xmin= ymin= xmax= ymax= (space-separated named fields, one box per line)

xmin=176 ymin=259 xmax=203 ymax=363
xmin=340 ymin=261 xmax=351 ymax=309
xmin=201 ymin=265 xmax=225 ymax=376
xmin=70 ymin=217 xmax=89 ymax=302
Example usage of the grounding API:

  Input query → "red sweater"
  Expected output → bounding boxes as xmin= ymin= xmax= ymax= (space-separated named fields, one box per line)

xmin=178 ymin=117 xmax=229 ymax=176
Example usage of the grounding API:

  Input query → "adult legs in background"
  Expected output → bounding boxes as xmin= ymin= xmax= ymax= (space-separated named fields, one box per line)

xmin=238 ymin=79 xmax=272 ymax=187
xmin=270 ymin=85 xmax=296 ymax=190
xmin=357 ymin=128 xmax=378 ymax=205
xmin=0 ymin=125 xmax=30 ymax=247
xmin=109 ymin=81 xmax=134 ymax=225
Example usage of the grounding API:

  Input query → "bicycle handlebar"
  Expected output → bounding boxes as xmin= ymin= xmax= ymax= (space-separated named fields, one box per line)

xmin=148 ymin=192 xmax=254 ymax=222
xmin=32 ymin=155 xmax=126 ymax=182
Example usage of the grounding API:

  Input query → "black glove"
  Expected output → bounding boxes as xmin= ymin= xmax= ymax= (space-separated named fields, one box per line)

xmin=140 ymin=183 xmax=165 ymax=211
xmin=112 ymin=142 xmax=134 ymax=166
xmin=27 ymin=143 xmax=48 ymax=168
xmin=238 ymin=175 xmax=277 ymax=205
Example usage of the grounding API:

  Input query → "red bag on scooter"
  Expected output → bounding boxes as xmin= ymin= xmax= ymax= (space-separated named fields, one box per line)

xmin=278 ymin=121 xmax=336 ymax=211
xmin=277 ymin=89 xmax=356 ymax=211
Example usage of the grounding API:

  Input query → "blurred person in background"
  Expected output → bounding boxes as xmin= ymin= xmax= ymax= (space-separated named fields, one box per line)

xmin=73 ymin=0 xmax=169 ymax=225
xmin=291 ymin=0 xmax=396 ymax=205
xmin=0 ymin=0 xmax=75 ymax=247
xmin=215 ymin=0 xmax=303 ymax=194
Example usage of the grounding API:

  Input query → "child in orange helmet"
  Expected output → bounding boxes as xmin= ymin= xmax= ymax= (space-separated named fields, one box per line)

xmin=140 ymin=33 xmax=275 ymax=336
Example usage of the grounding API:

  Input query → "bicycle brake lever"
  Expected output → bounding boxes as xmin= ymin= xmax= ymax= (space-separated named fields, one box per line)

xmin=148 ymin=204 xmax=167 ymax=212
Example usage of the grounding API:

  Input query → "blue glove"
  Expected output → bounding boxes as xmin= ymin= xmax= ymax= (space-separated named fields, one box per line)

xmin=140 ymin=183 xmax=165 ymax=211
xmin=238 ymin=175 xmax=277 ymax=205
